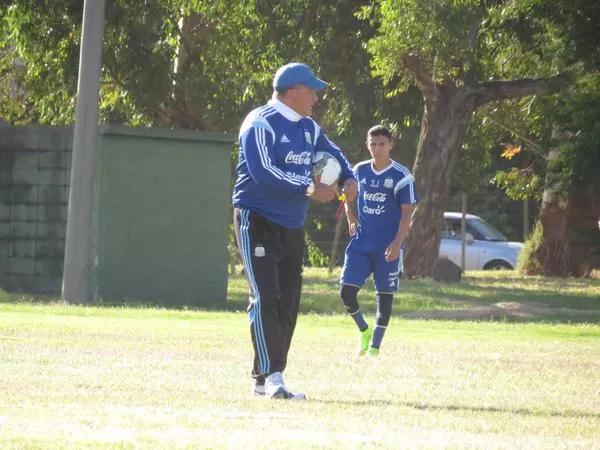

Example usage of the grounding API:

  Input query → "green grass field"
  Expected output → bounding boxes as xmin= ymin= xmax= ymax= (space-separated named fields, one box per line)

xmin=1 ymin=269 xmax=599 ymax=448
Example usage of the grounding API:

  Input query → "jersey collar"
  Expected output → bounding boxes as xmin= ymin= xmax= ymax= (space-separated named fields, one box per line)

xmin=371 ymin=159 xmax=394 ymax=175
xmin=269 ymin=99 xmax=303 ymax=122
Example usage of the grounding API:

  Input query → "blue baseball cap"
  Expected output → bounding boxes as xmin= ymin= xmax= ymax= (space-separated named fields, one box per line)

xmin=273 ymin=63 xmax=328 ymax=90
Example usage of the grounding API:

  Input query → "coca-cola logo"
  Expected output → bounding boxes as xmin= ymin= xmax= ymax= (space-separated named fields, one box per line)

xmin=285 ymin=151 xmax=312 ymax=165
xmin=363 ymin=192 xmax=387 ymax=202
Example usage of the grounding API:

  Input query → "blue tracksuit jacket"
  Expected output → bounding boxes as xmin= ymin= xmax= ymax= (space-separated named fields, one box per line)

xmin=232 ymin=99 xmax=354 ymax=228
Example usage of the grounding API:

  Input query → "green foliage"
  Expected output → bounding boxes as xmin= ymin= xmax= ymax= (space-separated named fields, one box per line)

xmin=362 ymin=0 xmax=567 ymax=89
xmin=305 ymin=233 xmax=329 ymax=267
xmin=0 ymin=40 xmax=29 ymax=123
xmin=489 ymin=73 xmax=600 ymax=201
xmin=359 ymin=0 xmax=583 ymax=212
xmin=462 ymin=4 xmax=600 ymax=202
xmin=0 ymin=0 xmax=423 ymax=142
xmin=530 ymin=0 xmax=600 ymax=70
xmin=1 ymin=0 xmax=82 ymax=124
xmin=3 ymin=0 xmax=599 ymax=271
xmin=543 ymin=74 xmax=600 ymax=196
xmin=517 ymin=220 xmax=544 ymax=275
xmin=455 ymin=127 xmax=493 ymax=194
xmin=492 ymin=168 xmax=542 ymax=201
xmin=361 ymin=0 xmax=484 ymax=86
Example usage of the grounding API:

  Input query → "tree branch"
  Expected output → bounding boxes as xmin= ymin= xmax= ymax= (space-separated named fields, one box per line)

xmin=474 ymin=74 xmax=571 ymax=106
xmin=401 ymin=52 xmax=437 ymax=100
xmin=470 ymin=5 xmax=483 ymax=52
xmin=486 ymin=116 xmax=545 ymax=156
xmin=458 ymin=3 xmax=483 ymax=84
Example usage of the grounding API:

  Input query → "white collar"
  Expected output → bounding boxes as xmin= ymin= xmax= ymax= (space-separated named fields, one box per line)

xmin=268 ymin=98 xmax=303 ymax=122
xmin=371 ymin=159 xmax=393 ymax=175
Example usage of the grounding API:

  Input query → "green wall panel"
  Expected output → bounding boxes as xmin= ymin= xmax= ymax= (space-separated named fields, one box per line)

xmin=94 ymin=126 xmax=233 ymax=306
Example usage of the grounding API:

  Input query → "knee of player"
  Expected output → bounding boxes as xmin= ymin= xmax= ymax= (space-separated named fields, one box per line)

xmin=340 ymin=284 xmax=360 ymax=313
xmin=375 ymin=292 xmax=393 ymax=326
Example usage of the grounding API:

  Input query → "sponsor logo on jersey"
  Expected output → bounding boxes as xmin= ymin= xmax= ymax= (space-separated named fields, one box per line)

xmin=362 ymin=204 xmax=386 ymax=215
xmin=364 ymin=192 xmax=387 ymax=202
xmin=359 ymin=178 xmax=367 ymax=185
xmin=285 ymin=171 xmax=310 ymax=180
xmin=384 ymin=178 xmax=394 ymax=189
xmin=285 ymin=151 xmax=312 ymax=165
xmin=280 ymin=134 xmax=290 ymax=143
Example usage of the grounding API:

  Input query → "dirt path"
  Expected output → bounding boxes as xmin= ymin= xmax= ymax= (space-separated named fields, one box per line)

xmin=402 ymin=301 xmax=600 ymax=321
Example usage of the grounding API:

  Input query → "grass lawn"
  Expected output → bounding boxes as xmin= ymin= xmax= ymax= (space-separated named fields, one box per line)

xmin=231 ymin=268 xmax=600 ymax=322
xmin=1 ymin=269 xmax=599 ymax=448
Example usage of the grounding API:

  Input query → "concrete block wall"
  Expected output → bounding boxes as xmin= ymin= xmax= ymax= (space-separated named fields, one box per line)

xmin=0 ymin=125 xmax=233 ymax=306
xmin=0 ymin=126 xmax=72 ymax=293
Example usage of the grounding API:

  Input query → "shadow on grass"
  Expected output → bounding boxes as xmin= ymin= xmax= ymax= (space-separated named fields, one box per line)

xmin=419 ymin=281 xmax=600 ymax=310
xmin=314 ymin=398 xmax=600 ymax=419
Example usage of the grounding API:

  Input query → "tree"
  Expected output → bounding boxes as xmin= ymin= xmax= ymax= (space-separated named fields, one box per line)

xmin=479 ymin=0 xmax=600 ymax=277
xmin=1 ymin=1 xmax=393 ymax=133
xmin=361 ymin=0 xmax=569 ymax=277
xmin=525 ymin=0 xmax=600 ymax=276
xmin=513 ymin=76 xmax=600 ymax=276
xmin=2 ymin=0 xmax=428 ymax=271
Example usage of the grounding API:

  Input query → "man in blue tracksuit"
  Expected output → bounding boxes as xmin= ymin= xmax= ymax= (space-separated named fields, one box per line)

xmin=232 ymin=62 xmax=358 ymax=399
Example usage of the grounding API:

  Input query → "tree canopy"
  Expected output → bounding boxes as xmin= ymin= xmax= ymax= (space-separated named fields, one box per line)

xmin=1 ymin=0 xmax=599 ymax=274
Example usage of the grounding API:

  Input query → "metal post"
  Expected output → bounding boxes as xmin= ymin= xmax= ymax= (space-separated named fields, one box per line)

xmin=523 ymin=197 xmax=529 ymax=240
xmin=328 ymin=213 xmax=344 ymax=274
xmin=461 ymin=192 xmax=467 ymax=272
xmin=62 ymin=0 xmax=106 ymax=303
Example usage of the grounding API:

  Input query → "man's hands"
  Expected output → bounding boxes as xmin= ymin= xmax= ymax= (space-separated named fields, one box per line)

xmin=344 ymin=199 xmax=358 ymax=235
xmin=347 ymin=219 xmax=358 ymax=236
xmin=386 ymin=203 xmax=413 ymax=261
xmin=340 ymin=178 xmax=358 ymax=203
xmin=385 ymin=238 xmax=402 ymax=262
xmin=309 ymin=181 xmax=338 ymax=203
xmin=308 ymin=178 xmax=358 ymax=205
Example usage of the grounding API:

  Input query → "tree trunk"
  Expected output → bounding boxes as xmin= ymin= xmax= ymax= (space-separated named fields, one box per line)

xmin=530 ymin=140 xmax=574 ymax=276
xmin=167 ymin=11 xmax=212 ymax=129
xmin=404 ymin=82 xmax=477 ymax=277
xmin=533 ymin=154 xmax=570 ymax=276
xmin=328 ymin=213 xmax=344 ymax=274
xmin=567 ymin=193 xmax=600 ymax=276
xmin=527 ymin=120 xmax=600 ymax=277
xmin=533 ymin=191 xmax=600 ymax=277
xmin=398 ymin=53 xmax=565 ymax=278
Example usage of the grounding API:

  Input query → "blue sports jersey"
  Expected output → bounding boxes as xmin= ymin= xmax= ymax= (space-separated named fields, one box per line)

xmin=353 ymin=160 xmax=419 ymax=249
xmin=232 ymin=99 xmax=354 ymax=228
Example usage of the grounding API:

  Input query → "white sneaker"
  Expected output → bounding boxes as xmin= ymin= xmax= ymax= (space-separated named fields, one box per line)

xmin=253 ymin=383 xmax=266 ymax=397
xmin=265 ymin=372 xmax=289 ymax=399
xmin=290 ymin=392 xmax=307 ymax=400
xmin=253 ymin=383 xmax=307 ymax=399
xmin=264 ymin=372 xmax=307 ymax=400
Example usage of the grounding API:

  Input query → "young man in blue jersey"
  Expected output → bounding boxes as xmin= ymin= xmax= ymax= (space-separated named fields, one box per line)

xmin=340 ymin=125 xmax=418 ymax=356
xmin=232 ymin=62 xmax=358 ymax=399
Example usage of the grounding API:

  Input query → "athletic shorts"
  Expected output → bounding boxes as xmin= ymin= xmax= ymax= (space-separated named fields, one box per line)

xmin=340 ymin=235 xmax=403 ymax=293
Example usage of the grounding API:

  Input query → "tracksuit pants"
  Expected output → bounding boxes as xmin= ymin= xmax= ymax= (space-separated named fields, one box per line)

xmin=233 ymin=207 xmax=304 ymax=380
